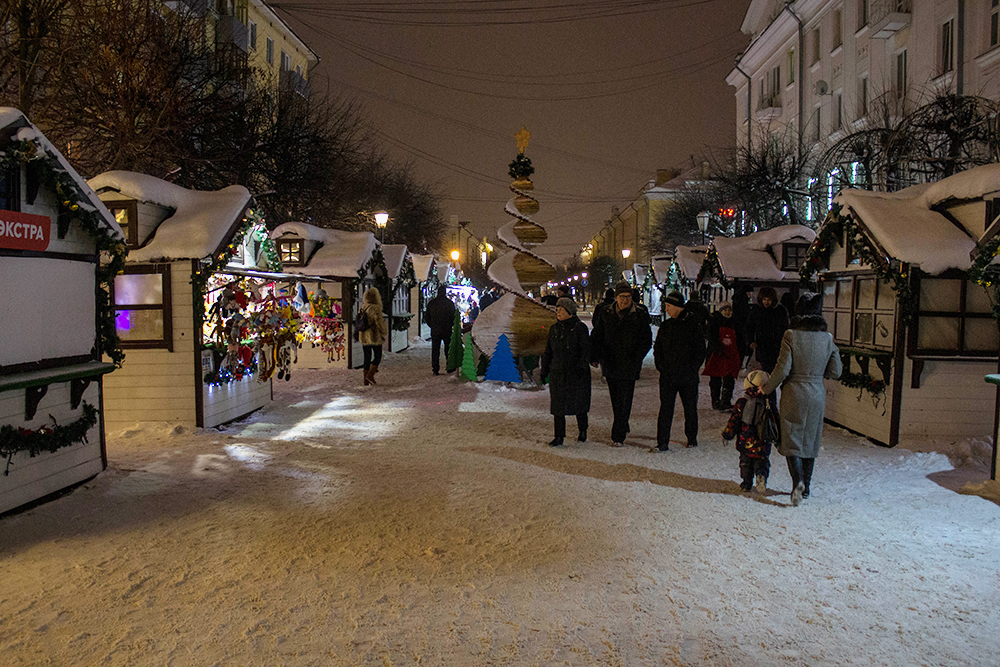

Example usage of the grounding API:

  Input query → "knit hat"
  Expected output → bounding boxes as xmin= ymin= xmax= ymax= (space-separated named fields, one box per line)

xmin=795 ymin=292 xmax=823 ymax=317
xmin=719 ymin=301 xmax=733 ymax=310
xmin=744 ymin=369 xmax=770 ymax=391
xmin=614 ymin=280 xmax=632 ymax=296
xmin=556 ymin=297 xmax=577 ymax=316
xmin=663 ymin=290 xmax=685 ymax=307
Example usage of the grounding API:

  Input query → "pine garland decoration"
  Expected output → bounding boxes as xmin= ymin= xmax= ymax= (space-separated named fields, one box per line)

xmin=0 ymin=402 xmax=99 ymax=475
xmin=508 ymin=153 xmax=535 ymax=180
xmin=966 ymin=235 xmax=1000 ymax=322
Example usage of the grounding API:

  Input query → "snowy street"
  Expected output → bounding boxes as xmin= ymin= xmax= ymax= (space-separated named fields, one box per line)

xmin=2 ymin=337 xmax=999 ymax=666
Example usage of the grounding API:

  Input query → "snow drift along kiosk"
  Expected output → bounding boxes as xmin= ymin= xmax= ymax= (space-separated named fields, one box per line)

xmin=0 ymin=108 xmax=125 ymax=514
xmin=270 ymin=222 xmax=384 ymax=370
xmin=90 ymin=171 xmax=312 ymax=430
xmin=800 ymin=164 xmax=1000 ymax=450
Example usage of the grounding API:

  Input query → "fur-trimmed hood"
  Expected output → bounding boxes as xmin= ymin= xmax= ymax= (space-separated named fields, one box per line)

xmin=790 ymin=314 xmax=828 ymax=332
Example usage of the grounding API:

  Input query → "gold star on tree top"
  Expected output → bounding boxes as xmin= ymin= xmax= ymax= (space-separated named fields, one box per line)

xmin=515 ymin=126 xmax=530 ymax=154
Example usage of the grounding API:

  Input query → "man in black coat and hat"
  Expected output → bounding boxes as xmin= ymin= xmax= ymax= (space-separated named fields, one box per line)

xmin=424 ymin=286 xmax=457 ymax=375
xmin=590 ymin=280 xmax=653 ymax=447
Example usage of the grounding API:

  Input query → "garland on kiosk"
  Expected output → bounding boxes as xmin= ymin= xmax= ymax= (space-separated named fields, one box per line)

xmin=0 ymin=136 xmax=128 ymax=366
xmin=966 ymin=235 xmax=1000 ymax=322
xmin=0 ymin=402 xmax=99 ymax=475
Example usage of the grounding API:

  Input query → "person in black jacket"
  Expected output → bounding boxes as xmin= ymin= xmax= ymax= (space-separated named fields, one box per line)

xmin=731 ymin=283 xmax=753 ymax=363
xmin=651 ymin=291 xmax=707 ymax=451
xmin=592 ymin=288 xmax=616 ymax=329
xmin=590 ymin=281 xmax=653 ymax=447
xmin=424 ymin=286 xmax=457 ymax=375
xmin=540 ymin=298 xmax=591 ymax=447
xmin=746 ymin=286 xmax=789 ymax=373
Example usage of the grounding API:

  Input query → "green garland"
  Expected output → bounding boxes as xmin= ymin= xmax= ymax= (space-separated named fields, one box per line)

xmin=966 ymin=235 xmax=1000 ymax=322
xmin=0 ymin=402 xmax=99 ymax=475
xmin=391 ymin=314 xmax=414 ymax=331
xmin=0 ymin=138 xmax=128 ymax=366
xmin=508 ymin=153 xmax=535 ymax=180
xmin=800 ymin=203 xmax=919 ymax=325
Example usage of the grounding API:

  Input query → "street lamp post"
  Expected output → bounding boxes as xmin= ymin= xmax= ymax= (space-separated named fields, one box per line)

xmin=696 ymin=211 xmax=711 ymax=247
xmin=621 ymin=248 xmax=631 ymax=285
xmin=374 ymin=210 xmax=389 ymax=243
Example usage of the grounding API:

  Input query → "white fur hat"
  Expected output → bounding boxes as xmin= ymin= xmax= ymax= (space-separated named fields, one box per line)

xmin=744 ymin=369 xmax=770 ymax=391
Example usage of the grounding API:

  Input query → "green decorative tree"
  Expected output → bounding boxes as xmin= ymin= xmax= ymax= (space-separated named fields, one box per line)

xmin=485 ymin=334 xmax=520 ymax=383
xmin=446 ymin=310 xmax=464 ymax=373
xmin=460 ymin=333 xmax=478 ymax=381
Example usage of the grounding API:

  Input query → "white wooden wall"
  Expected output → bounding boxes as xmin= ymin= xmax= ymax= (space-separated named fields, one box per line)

xmin=0 ymin=380 xmax=104 ymax=514
xmin=898 ymin=358 xmax=996 ymax=440
xmin=823 ymin=377 xmax=893 ymax=445
xmin=202 ymin=376 xmax=271 ymax=429
xmin=103 ymin=261 xmax=197 ymax=429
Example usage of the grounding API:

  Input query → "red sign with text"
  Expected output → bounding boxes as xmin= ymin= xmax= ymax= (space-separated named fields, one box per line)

xmin=0 ymin=209 xmax=51 ymax=251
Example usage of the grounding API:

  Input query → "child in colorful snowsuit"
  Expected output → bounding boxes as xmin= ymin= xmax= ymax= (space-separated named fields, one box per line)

xmin=722 ymin=370 xmax=776 ymax=493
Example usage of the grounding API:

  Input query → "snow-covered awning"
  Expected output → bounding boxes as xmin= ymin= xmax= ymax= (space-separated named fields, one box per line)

xmin=833 ymin=168 xmax=995 ymax=274
xmin=381 ymin=244 xmax=408 ymax=279
xmin=651 ymin=255 xmax=673 ymax=283
xmin=1 ymin=108 xmax=123 ymax=242
xmin=271 ymin=222 xmax=377 ymax=278
xmin=713 ymin=225 xmax=815 ymax=282
xmin=633 ymin=264 xmax=649 ymax=284
xmin=672 ymin=245 xmax=709 ymax=281
xmin=88 ymin=171 xmax=249 ymax=262
xmin=411 ymin=254 xmax=435 ymax=282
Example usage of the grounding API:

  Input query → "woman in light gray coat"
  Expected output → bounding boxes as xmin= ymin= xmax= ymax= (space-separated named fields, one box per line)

xmin=761 ymin=293 xmax=842 ymax=506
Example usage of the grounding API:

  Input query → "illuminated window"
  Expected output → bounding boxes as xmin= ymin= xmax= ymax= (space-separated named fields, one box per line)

xmin=114 ymin=264 xmax=172 ymax=350
xmin=279 ymin=239 xmax=303 ymax=266
xmin=106 ymin=200 xmax=138 ymax=248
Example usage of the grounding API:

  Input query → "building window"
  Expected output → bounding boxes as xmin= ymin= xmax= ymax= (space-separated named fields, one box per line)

xmin=912 ymin=277 xmax=998 ymax=356
xmin=940 ymin=19 xmax=954 ymax=74
xmin=278 ymin=239 xmax=303 ymax=266
xmin=248 ymin=20 xmax=256 ymax=50
xmin=105 ymin=201 xmax=138 ymax=248
xmin=281 ymin=50 xmax=291 ymax=71
xmin=811 ymin=28 xmax=821 ymax=64
xmin=857 ymin=0 xmax=868 ymax=29
xmin=295 ymin=64 xmax=303 ymax=77
xmin=113 ymin=264 xmax=172 ymax=350
xmin=824 ymin=274 xmax=895 ymax=351
xmin=833 ymin=9 xmax=843 ymax=49
xmin=835 ymin=92 xmax=843 ymax=130
xmin=814 ymin=105 xmax=822 ymax=141
xmin=859 ymin=74 xmax=868 ymax=116
xmin=266 ymin=37 xmax=274 ymax=65
xmin=0 ymin=165 xmax=19 ymax=212
xmin=787 ymin=48 xmax=795 ymax=83
xmin=895 ymin=49 xmax=907 ymax=100
xmin=993 ymin=0 xmax=999 ymax=48
xmin=782 ymin=243 xmax=810 ymax=270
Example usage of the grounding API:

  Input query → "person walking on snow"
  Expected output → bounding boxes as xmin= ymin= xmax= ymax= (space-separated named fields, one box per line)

xmin=424 ymin=286 xmax=456 ymax=375
xmin=358 ymin=287 xmax=388 ymax=386
xmin=746 ymin=286 xmax=789 ymax=373
xmin=760 ymin=292 xmax=842 ymax=506
xmin=650 ymin=290 xmax=706 ymax=452
xmin=703 ymin=301 xmax=742 ymax=410
xmin=722 ymin=369 xmax=777 ymax=493
xmin=590 ymin=280 xmax=652 ymax=447
xmin=540 ymin=298 xmax=591 ymax=447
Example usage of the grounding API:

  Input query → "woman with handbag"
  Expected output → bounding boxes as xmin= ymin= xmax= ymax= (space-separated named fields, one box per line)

xmin=357 ymin=287 xmax=388 ymax=386
xmin=760 ymin=293 xmax=842 ymax=506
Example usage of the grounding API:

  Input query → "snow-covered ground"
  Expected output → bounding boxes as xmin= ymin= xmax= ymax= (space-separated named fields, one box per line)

xmin=2 ymin=329 xmax=999 ymax=666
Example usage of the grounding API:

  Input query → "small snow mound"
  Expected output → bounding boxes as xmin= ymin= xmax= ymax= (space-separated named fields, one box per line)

xmin=170 ymin=425 xmax=188 ymax=437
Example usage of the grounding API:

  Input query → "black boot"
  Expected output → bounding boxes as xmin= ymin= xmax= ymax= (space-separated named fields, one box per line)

xmin=801 ymin=458 xmax=815 ymax=498
xmin=787 ymin=456 xmax=805 ymax=506
xmin=709 ymin=377 xmax=721 ymax=410
xmin=577 ymin=414 xmax=588 ymax=442
xmin=549 ymin=437 xmax=564 ymax=447
xmin=720 ymin=377 xmax=734 ymax=411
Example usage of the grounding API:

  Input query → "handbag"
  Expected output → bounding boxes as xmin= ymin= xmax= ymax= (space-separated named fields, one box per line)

xmin=354 ymin=307 xmax=370 ymax=333
xmin=759 ymin=404 xmax=780 ymax=443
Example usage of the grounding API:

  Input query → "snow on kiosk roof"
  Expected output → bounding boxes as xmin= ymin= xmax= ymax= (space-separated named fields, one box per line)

xmin=271 ymin=222 xmax=378 ymax=277
xmin=88 ymin=171 xmax=250 ymax=262
xmin=671 ymin=245 xmax=709 ymax=282
xmin=712 ymin=225 xmax=815 ymax=282
xmin=381 ymin=244 xmax=409 ymax=278
xmin=0 ymin=108 xmax=123 ymax=241
xmin=411 ymin=254 xmax=435 ymax=282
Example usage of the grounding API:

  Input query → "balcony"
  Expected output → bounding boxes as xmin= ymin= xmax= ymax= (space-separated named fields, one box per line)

xmin=215 ymin=15 xmax=248 ymax=53
xmin=756 ymin=93 xmax=782 ymax=120
xmin=870 ymin=0 xmax=911 ymax=39
xmin=280 ymin=69 xmax=310 ymax=98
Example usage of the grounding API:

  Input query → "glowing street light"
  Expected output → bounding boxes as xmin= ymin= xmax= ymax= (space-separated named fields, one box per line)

xmin=374 ymin=210 xmax=389 ymax=243
xmin=450 ymin=249 xmax=460 ymax=262
xmin=696 ymin=211 xmax=711 ymax=246
xmin=621 ymin=248 xmax=631 ymax=259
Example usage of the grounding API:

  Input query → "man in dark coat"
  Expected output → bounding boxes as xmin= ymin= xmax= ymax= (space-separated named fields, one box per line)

xmin=540 ymin=297 xmax=591 ymax=446
xmin=424 ymin=285 xmax=456 ymax=375
xmin=592 ymin=287 xmax=616 ymax=329
xmin=651 ymin=291 xmax=707 ymax=451
xmin=731 ymin=283 xmax=753 ymax=362
xmin=746 ymin=286 xmax=789 ymax=373
xmin=479 ymin=287 xmax=496 ymax=311
xmin=590 ymin=280 xmax=653 ymax=447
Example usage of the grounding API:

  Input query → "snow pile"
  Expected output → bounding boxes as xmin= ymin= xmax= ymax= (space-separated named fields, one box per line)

xmin=713 ymin=225 xmax=815 ymax=281
xmin=88 ymin=171 xmax=249 ymax=262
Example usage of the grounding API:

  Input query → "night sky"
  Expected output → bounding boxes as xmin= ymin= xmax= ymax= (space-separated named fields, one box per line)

xmin=272 ymin=0 xmax=751 ymax=263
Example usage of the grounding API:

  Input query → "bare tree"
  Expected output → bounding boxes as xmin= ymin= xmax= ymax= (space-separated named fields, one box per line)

xmin=648 ymin=181 xmax=731 ymax=254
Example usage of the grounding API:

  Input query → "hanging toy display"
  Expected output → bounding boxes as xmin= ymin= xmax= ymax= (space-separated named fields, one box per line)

xmin=252 ymin=290 xmax=302 ymax=382
xmin=203 ymin=277 xmax=259 ymax=385
xmin=297 ymin=285 xmax=347 ymax=363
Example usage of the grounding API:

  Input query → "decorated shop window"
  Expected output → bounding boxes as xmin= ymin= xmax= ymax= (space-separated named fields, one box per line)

xmin=912 ymin=276 xmax=997 ymax=356
xmin=113 ymin=264 xmax=172 ymax=349
xmin=279 ymin=239 xmax=303 ymax=266
xmin=105 ymin=201 xmax=138 ymax=248
xmin=823 ymin=273 xmax=895 ymax=351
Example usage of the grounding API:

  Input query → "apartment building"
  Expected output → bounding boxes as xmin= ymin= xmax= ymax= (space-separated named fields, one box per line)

xmin=727 ymin=0 xmax=1000 ymax=155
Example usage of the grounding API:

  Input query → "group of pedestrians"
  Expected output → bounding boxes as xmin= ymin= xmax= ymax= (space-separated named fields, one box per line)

xmin=540 ymin=279 xmax=842 ymax=506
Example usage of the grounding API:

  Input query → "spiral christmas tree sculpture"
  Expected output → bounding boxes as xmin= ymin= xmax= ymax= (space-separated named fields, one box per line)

xmin=472 ymin=127 xmax=557 ymax=359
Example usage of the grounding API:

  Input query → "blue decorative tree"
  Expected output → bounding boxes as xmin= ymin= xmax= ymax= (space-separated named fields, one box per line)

xmin=485 ymin=333 xmax=520 ymax=383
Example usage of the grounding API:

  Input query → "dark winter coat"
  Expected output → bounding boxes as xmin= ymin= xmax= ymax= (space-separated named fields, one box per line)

xmin=653 ymin=306 xmax=706 ymax=385
xmin=746 ymin=303 xmax=789 ymax=370
xmin=703 ymin=311 xmax=742 ymax=378
xmin=540 ymin=315 xmax=592 ymax=416
xmin=721 ymin=393 xmax=775 ymax=459
xmin=590 ymin=302 xmax=653 ymax=381
xmin=731 ymin=287 xmax=753 ymax=357
xmin=425 ymin=290 xmax=457 ymax=336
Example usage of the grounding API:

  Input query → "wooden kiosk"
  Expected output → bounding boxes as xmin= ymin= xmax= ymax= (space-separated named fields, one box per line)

xmin=0 ymin=109 xmax=125 ymax=513
xmin=380 ymin=244 xmax=417 ymax=353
